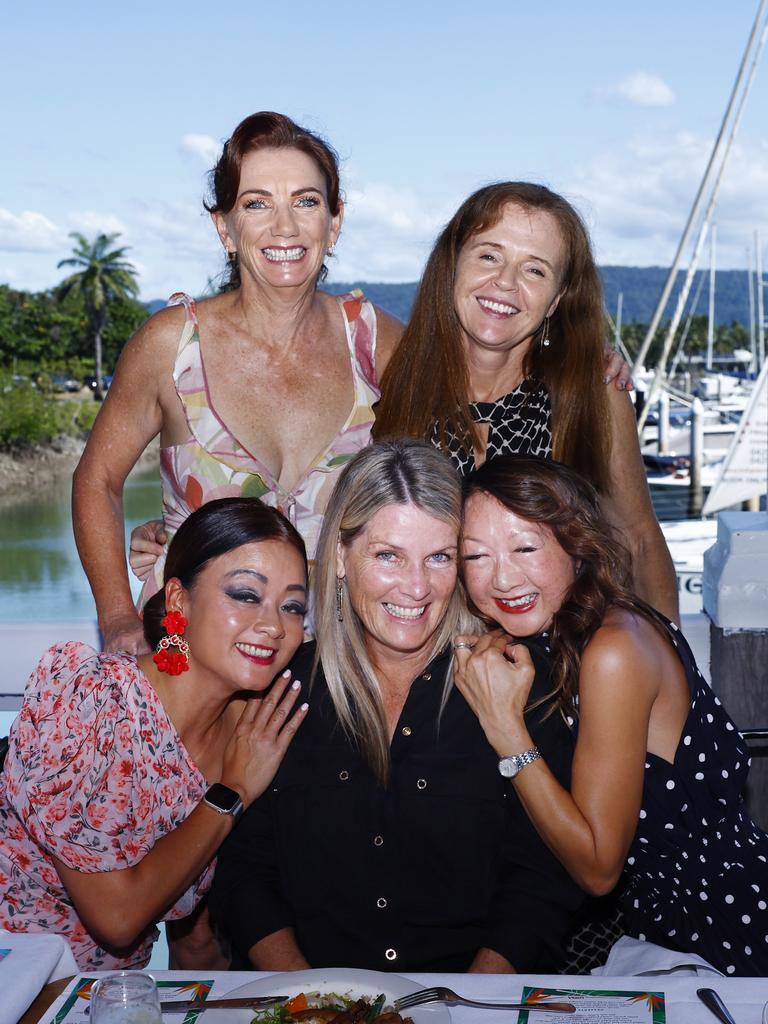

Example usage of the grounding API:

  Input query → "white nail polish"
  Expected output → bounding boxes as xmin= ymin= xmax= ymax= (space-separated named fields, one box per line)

xmin=300 ymin=702 xmax=309 ymax=711
xmin=291 ymin=680 xmax=301 ymax=690
xmin=281 ymin=669 xmax=291 ymax=678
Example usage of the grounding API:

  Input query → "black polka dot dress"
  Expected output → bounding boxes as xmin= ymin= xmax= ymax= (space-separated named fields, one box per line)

xmin=620 ymin=616 xmax=768 ymax=976
xmin=429 ymin=378 xmax=552 ymax=477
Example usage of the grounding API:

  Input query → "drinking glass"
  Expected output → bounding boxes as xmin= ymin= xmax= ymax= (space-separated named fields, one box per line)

xmin=90 ymin=971 xmax=162 ymax=1024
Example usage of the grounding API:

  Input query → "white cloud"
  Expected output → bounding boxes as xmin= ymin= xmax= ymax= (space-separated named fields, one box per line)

xmin=565 ymin=132 xmax=768 ymax=269
xmin=181 ymin=133 xmax=220 ymax=166
xmin=331 ymin=182 xmax=455 ymax=281
xmin=0 ymin=209 xmax=63 ymax=253
xmin=616 ymin=72 xmax=675 ymax=107
xmin=66 ymin=211 xmax=129 ymax=238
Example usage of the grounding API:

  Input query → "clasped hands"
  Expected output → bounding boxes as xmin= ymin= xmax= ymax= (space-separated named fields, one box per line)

xmin=452 ymin=630 xmax=536 ymax=755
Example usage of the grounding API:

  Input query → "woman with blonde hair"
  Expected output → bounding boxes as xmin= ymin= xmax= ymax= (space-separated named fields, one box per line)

xmin=210 ymin=440 xmax=584 ymax=972
xmin=373 ymin=182 xmax=678 ymax=620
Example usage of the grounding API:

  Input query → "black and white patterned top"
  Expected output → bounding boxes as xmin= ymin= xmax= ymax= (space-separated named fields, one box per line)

xmin=429 ymin=378 xmax=552 ymax=477
xmin=619 ymin=616 xmax=768 ymax=976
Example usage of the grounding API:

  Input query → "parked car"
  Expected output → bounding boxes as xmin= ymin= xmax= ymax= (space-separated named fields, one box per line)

xmin=51 ymin=374 xmax=81 ymax=393
xmin=83 ymin=375 xmax=113 ymax=393
xmin=2 ymin=374 xmax=36 ymax=393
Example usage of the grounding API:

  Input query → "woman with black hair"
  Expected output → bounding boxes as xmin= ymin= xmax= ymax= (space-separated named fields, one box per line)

xmin=0 ymin=498 xmax=307 ymax=970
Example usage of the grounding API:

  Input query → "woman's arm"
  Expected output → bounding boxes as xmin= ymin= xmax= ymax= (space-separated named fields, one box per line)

xmin=247 ymin=928 xmax=311 ymax=971
xmin=72 ymin=308 xmax=181 ymax=653
xmin=601 ymin=387 xmax=679 ymax=622
xmin=50 ymin=675 xmax=306 ymax=949
xmin=454 ymin=619 xmax=660 ymax=895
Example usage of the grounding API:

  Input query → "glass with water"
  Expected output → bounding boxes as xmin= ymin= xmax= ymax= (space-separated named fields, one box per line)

xmin=90 ymin=971 xmax=162 ymax=1024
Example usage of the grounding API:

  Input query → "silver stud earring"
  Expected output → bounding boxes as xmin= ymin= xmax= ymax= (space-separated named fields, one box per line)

xmin=326 ymin=243 xmax=336 ymax=258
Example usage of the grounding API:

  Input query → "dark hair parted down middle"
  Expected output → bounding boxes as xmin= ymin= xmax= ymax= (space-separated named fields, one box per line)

xmin=142 ymin=497 xmax=307 ymax=649
xmin=205 ymin=111 xmax=342 ymax=289
xmin=373 ymin=182 xmax=612 ymax=492
xmin=463 ymin=455 xmax=660 ymax=716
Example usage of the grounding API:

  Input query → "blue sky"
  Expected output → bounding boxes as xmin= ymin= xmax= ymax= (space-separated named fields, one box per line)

xmin=2 ymin=0 xmax=767 ymax=300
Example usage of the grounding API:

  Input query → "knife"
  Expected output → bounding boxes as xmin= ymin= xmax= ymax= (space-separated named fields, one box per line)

xmin=696 ymin=988 xmax=738 ymax=1024
xmin=160 ymin=995 xmax=290 ymax=1013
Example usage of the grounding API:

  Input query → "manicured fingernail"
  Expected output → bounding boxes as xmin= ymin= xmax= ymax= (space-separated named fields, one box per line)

xmin=291 ymin=680 xmax=301 ymax=690
xmin=300 ymin=702 xmax=309 ymax=711
xmin=619 ymin=379 xmax=627 ymax=390
xmin=603 ymin=375 xmax=611 ymax=384
xmin=281 ymin=669 xmax=291 ymax=678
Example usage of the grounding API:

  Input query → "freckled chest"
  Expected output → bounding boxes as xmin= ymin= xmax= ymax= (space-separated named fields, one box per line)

xmin=199 ymin=305 xmax=355 ymax=490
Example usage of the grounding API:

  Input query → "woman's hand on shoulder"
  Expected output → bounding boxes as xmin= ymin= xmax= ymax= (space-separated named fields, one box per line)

xmin=602 ymin=349 xmax=633 ymax=391
xmin=220 ymin=670 xmax=309 ymax=807
xmin=129 ymin=519 xmax=167 ymax=581
xmin=452 ymin=631 xmax=535 ymax=755
xmin=102 ymin=611 xmax=150 ymax=655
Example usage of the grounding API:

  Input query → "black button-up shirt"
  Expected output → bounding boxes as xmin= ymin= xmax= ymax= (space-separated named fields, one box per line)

xmin=210 ymin=640 xmax=583 ymax=973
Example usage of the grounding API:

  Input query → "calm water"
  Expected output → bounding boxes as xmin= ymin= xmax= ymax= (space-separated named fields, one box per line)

xmin=0 ymin=462 xmax=162 ymax=622
xmin=0 ymin=461 xmax=719 ymax=625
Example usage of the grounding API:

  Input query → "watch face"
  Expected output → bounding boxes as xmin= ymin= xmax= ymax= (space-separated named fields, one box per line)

xmin=498 ymin=757 xmax=519 ymax=779
xmin=205 ymin=783 xmax=241 ymax=813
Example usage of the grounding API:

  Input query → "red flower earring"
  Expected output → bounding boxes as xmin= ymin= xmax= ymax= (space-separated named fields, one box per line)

xmin=153 ymin=610 xmax=190 ymax=676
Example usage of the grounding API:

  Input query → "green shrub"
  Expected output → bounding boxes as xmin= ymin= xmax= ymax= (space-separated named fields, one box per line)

xmin=0 ymin=381 xmax=62 ymax=447
xmin=73 ymin=400 xmax=100 ymax=434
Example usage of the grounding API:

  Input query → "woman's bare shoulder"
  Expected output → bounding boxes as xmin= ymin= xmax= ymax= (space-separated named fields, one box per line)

xmin=582 ymin=608 xmax=664 ymax=682
xmin=122 ymin=302 xmax=187 ymax=357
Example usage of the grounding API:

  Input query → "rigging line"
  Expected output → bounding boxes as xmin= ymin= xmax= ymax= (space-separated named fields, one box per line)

xmin=637 ymin=11 xmax=768 ymax=430
xmin=631 ymin=0 xmax=768 ymax=378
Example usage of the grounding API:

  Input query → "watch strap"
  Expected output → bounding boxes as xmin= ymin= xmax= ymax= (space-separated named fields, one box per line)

xmin=498 ymin=747 xmax=541 ymax=778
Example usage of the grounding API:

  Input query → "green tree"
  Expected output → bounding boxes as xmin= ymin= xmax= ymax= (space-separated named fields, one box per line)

xmin=57 ymin=233 xmax=139 ymax=398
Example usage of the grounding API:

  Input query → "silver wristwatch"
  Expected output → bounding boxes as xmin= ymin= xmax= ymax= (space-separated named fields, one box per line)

xmin=498 ymin=748 xmax=541 ymax=779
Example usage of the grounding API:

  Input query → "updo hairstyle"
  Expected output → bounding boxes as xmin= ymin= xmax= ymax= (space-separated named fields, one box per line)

xmin=142 ymin=497 xmax=307 ymax=648
xmin=205 ymin=111 xmax=342 ymax=288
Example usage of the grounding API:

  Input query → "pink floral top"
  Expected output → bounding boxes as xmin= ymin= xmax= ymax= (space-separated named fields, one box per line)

xmin=138 ymin=289 xmax=380 ymax=605
xmin=0 ymin=642 xmax=214 ymax=970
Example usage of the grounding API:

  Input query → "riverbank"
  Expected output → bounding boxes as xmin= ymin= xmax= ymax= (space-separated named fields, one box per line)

xmin=0 ymin=436 xmax=160 ymax=502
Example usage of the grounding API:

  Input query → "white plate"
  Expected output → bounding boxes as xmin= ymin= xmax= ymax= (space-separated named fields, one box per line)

xmin=202 ymin=968 xmax=451 ymax=1024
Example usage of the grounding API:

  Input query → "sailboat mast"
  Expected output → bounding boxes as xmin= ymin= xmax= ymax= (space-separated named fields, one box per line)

xmin=707 ymin=224 xmax=717 ymax=371
xmin=636 ymin=11 xmax=768 ymax=431
xmin=631 ymin=0 xmax=768 ymax=377
xmin=757 ymin=229 xmax=766 ymax=370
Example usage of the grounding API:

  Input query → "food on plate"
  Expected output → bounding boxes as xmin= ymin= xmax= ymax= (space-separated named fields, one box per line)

xmin=252 ymin=993 xmax=414 ymax=1024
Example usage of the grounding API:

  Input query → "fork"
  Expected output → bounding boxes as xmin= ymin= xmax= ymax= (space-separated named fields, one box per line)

xmin=394 ymin=987 xmax=576 ymax=1014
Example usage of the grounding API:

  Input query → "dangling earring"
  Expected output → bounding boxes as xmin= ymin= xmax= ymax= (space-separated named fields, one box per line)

xmin=540 ymin=316 xmax=551 ymax=349
xmin=336 ymin=577 xmax=344 ymax=622
xmin=326 ymin=243 xmax=336 ymax=258
xmin=154 ymin=610 xmax=190 ymax=676
xmin=226 ymin=250 xmax=237 ymax=266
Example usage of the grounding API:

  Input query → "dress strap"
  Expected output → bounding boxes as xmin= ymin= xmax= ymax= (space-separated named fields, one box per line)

xmin=339 ymin=289 xmax=379 ymax=393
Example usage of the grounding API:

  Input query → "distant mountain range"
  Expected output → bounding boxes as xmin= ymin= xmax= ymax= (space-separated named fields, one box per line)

xmin=148 ymin=266 xmax=756 ymax=326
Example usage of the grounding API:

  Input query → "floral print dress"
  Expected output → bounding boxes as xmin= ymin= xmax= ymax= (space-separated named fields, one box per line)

xmin=138 ymin=289 xmax=380 ymax=605
xmin=0 ymin=642 xmax=213 ymax=970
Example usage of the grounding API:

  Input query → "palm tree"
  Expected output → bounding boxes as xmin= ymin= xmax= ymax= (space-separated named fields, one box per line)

xmin=57 ymin=233 xmax=139 ymax=399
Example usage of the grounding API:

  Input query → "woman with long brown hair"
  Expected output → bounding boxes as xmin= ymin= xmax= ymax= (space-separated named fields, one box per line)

xmin=373 ymin=183 xmax=677 ymax=620
xmin=453 ymin=455 xmax=768 ymax=976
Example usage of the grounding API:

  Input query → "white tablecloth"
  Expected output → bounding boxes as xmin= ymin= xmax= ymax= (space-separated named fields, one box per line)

xmin=0 ymin=931 xmax=77 ymax=1024
xmin=38 ymin=970 xmax=768 ymax=1024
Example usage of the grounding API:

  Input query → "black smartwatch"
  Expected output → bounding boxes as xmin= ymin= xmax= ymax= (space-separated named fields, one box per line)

xmin=203 ymin=783 xmax=244 ymax=823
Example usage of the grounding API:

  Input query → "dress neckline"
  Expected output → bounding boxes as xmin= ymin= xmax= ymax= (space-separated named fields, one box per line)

xmin=176 ymin=292 xmax=364 ymax=499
